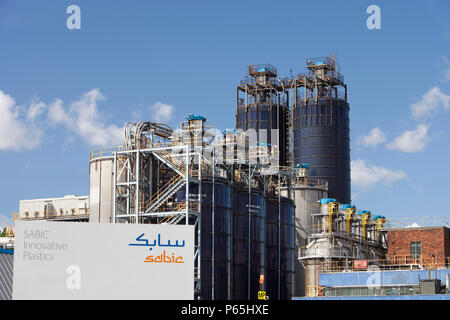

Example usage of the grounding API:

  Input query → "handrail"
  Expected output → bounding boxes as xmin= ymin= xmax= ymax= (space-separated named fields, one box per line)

xmin=158 ymin=201 xmax=199 ymax=224
xmin=317 ymin=255 xmax=450 ymax=273
xmin=140 ymin=175 xmax=184 ymax=211
xmin=90 ymin=146 xmax=125 ymax=160
xmin=154 ymin=149 xmax=187 ymax=174
xmin=306 ymin=285 xmax=324 ymax=297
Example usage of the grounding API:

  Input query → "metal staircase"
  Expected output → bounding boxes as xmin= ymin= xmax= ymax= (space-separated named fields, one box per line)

xmin=143 ymin=175 xmax=186 ymax=213
xmin=143 ymin=148 xmax=200 ymax=223
xmin=158 ymin=200 xmax=200 ymax=225
xmin=152 ymin=149 xmax=187 ymax=176
xmin=140 ymin=148 xmax=191 ymax=214
xmin=164 ymin=213 xmax=186 ymax=225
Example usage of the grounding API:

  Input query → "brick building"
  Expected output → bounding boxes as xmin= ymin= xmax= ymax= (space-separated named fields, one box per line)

xmin=388 ymin=226 xmax=450 ymax=267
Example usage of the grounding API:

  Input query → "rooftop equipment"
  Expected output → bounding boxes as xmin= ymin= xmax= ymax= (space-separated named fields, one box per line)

xmin=236 ymin=64 xmax=289 ymax=166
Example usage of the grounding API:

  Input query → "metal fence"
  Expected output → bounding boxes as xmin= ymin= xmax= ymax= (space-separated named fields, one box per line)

xmin=0 ymin=251 xmax=13 ymax=300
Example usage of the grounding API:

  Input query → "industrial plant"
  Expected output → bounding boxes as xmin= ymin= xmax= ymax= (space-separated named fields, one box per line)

xmin=3 ymin=55 xmax=450 ymax=300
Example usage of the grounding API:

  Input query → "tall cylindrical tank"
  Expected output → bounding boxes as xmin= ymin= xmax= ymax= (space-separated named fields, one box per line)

xmin=265 ymin=196 xmax=295 ymax=300
xmin=89 ymin=156 xmax=114 ymax=223
xmin=305 ymin=258 xmax=322 ymax=297
xmin=281 ymin=183 xmax=328 ymax=297
xmin=232 ymin=187 xmax=265 ymax=300
xmin=174 ymin=178 xmax=231 ymax=300
xmin=236 ymin=103 xmax=288 ymax=166
xmin=293 ymin=98 xmax=350 ymax=203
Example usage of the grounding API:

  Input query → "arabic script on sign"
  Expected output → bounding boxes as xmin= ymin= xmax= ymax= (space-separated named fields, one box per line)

xmin=128 ymin=233 xmax=186 ymax=250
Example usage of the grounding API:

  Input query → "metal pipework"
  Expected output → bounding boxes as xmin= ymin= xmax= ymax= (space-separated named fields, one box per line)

xmin=345 ymin=208 xmax=356 ymax=235
xmin=361 ymin=212 xmax=371 ymax=240
xmin=328 ymin=202 xmax=338 ymax=234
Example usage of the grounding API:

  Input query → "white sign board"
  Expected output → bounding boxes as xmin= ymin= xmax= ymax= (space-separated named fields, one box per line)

xmin=13 ymin=221 xmax=194 ymax=300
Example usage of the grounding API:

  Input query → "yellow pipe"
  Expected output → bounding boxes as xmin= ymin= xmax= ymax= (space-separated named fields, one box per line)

xmin=377 ymin=218 xmax=385 ymax=237
xmin=328 ymin=202 xmax=338 ymax=234
xmin=346 ymin=208 xmax=355 ymax=235
xmin=362 ymin=213 xmax=371 ymax=239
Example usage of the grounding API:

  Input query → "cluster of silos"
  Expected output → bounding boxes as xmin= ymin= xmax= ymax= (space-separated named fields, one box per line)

xmin=234 ymin=57 xmax=352 ymax=297
xmin=174 ymin=179 xmax=295 ymax=300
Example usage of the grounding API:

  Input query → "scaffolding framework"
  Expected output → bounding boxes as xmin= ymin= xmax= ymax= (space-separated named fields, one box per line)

xmin=106 ymin=118 xmax=297 ymax=299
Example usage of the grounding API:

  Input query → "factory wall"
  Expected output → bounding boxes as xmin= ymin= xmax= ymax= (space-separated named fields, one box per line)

xmin=19 ymin=195 xmax=89 ymax=220
xmin=388 ymin=227 xmax=450 ymax=265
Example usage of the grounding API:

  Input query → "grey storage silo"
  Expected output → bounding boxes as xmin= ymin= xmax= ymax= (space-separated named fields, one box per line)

xmin=281 ymin=175 xmax=328 ymax=297
xmin=89 ymin=156 xmax=114 ymax=223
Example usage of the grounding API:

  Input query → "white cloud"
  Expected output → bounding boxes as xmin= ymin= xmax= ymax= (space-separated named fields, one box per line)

xmin=0 ymin=90 xmax=42 ymax=151
xmin=410 ymin=87 xmax=450 ymax=120
xmin=351 ymin=159 xmax=407 ymax=190
xmin=443 ymin=57 xmax=450 ymax=83
xmin=386 ymin=124 xmax=429 ymax=153
xmin=151 ymin=102 xmax=174 ymax=122
xmin=47 ymin=89 xmax=123 ymax=146
xmin=384 ymin=87 xmax=449 ymax=153
xmin=26 ymin=96 xmax=47 ymax=121
xmin=445 ymin=68 xmax=450 ymax=83
xmin=357 ymin=127 xmax=386 ymax=148
xmin=48 ymin=98 xmax=71 ymax=126
xmin=1 ymin=88 xmax=173 ymax=150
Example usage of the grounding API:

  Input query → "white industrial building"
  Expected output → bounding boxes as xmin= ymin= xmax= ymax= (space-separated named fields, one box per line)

xmin=19 ymin=195 xmax=89 ymax=221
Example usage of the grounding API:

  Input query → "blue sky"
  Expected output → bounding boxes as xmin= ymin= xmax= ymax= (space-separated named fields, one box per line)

xmin=0 ymin=0 xmax=449 ymax=227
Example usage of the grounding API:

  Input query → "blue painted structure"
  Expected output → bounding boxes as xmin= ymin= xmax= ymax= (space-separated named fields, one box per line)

xmin=319 ymin=269 xmax=450 ymax=287
xmin=319 ymin=198 xmax=337 ymax=204
xmin=293 ymin=294 xmax=450 ymax=300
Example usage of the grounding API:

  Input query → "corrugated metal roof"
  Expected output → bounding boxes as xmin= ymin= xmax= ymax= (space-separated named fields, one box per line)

xmin=0 ymin=252 xmax=13 ymax=300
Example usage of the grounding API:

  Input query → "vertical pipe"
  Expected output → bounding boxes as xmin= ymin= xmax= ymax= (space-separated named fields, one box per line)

xmin=126 ymin=158 xmax=130 ymax=218
xmin=197 ymin=149 xmax=202 ymax=299
xmin=278 ymin=174 xmax=281 ymax=299
xmin=248 ymin=165 xmax=251 ymax=300
xmin=98 ymin=159 xmax=102 ymax=223
xmin=185 ymin=146 xmax=189 ymax=225
xmin=113 ymin=151 xmax=117 ymax=223
xmin=149 ymin=156 xmax=153 ymax=207
xmin=135 ymin=149 xmax=140 ymax=224
xmin=212 ymin=149 xmax=215 ymax=300
xmin=277 ymin=90 xmax=280 ymax=165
